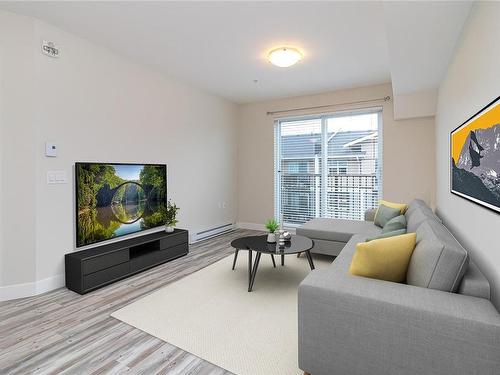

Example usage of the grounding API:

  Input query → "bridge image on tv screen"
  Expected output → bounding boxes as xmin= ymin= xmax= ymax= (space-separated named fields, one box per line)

xmin=76 ymin=163 xmax=167 ymax=247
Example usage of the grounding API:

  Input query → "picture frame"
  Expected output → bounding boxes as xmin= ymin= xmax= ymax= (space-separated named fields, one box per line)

xmin=450 ymin=95 xmax=500 ymax=214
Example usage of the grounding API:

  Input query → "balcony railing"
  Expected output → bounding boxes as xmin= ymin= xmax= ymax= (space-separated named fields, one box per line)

xmin=280 ymin=173 xmax=380 ymax=225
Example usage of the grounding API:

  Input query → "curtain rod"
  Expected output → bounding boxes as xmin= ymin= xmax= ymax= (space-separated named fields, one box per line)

xmin=266 ymin=95 xmax=391 ymax=116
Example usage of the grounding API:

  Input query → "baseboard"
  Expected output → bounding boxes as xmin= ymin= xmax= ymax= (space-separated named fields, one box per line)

xmin=0 ymin=274 xmax=65 ymax=302
xmin=190 ymin=223 xmax=236 ymax=243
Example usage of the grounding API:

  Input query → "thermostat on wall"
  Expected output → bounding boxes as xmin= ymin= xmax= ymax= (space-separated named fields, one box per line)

xmin=45 ymin=142 xmax=57 ymax=157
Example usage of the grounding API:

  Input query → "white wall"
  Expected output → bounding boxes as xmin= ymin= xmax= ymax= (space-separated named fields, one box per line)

xmin=0 ymin=12 xmax=37 ymax=290
xmin=0 ymin=11 xmax=238 ymax=298
xmin=435 ymin=2 xmax=500 ymax=309
xmin=393 ymin=89 xmax=438 ymax=120
xmin=237 ymin=83 xmax=436 ymax=226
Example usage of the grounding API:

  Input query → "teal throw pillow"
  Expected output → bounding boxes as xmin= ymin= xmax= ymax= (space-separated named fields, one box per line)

xmin=366 ymin=229 xmax=407 ymax=242
xmin=382 ymin=215 xmax=407 ymax=234
xmin=374 ymin=204 xmax=401 ymax=228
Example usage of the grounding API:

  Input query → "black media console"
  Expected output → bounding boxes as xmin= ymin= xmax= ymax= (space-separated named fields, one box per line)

xmin=65 ymin=229 xmax=189 ymax=294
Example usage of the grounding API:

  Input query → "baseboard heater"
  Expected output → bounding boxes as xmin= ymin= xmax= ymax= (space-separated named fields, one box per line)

xmin=190 ymin=223 xmax=235 ymax=243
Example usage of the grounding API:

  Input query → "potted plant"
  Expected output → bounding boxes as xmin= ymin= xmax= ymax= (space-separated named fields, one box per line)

xmin=265 ymin=218 xmax=279 ymax=243
xmin=163 ymin=200 xmax=180 ymax=233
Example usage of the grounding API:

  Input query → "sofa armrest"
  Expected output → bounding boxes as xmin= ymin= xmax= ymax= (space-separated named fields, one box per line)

xmin=364 ymin=208 xmax=377 ymax=221
xmin=298 ymin=269 xmax=500 ymax=375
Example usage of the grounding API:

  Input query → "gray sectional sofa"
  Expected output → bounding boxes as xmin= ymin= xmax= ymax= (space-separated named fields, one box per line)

xmin=297 ymin=199 xmax=500 ymax=375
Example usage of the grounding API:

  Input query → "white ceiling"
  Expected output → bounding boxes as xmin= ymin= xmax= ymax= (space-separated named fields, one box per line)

xmin=0 ymin=1 xmax=473 ymax=104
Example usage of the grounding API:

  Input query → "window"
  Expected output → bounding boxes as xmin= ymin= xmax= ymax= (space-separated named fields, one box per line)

xmin=329 ymin=161 xmax=347 ymax=175
xmin=287 ymin=162 xmax=308 ymax=174
xmin=274 ymin=108 xmax=382 ymax=226
xmin=349 ymin=144 xmax=362 ymax=153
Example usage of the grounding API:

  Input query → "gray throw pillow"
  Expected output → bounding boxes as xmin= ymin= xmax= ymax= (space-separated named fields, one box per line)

xmin=374 ymin=204 xmax=401 ymax=228
xmin=365 ymin=229 xmax=407 ymax=242
xmin=382 ymin=215 xmax=407 ymax=233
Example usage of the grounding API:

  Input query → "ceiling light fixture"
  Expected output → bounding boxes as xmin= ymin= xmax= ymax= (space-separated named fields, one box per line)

xmin=268 ymin=47 xmax=303 ymax=68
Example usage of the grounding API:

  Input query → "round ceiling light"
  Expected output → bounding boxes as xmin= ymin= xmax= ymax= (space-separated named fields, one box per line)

xmin=268 ymin=47 xmax=303 ymax=68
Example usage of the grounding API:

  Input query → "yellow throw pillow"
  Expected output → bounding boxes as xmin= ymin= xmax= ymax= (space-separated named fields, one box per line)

xmin=379 ymin=199 xmax=408 ymax=214
xmin=349 ymin=233 xmax=417 ymax=283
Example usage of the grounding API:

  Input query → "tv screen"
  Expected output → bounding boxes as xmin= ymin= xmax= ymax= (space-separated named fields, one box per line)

xmin=75 ymin=162 xmax=167 ymax=247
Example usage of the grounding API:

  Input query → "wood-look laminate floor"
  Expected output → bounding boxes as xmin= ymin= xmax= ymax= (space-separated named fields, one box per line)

xmin=0 ymin=229 xmax=261 ymax=375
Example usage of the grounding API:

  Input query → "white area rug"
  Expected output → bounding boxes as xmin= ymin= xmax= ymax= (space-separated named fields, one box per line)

xmin=111 ymin=252 xmax=331 ymax=375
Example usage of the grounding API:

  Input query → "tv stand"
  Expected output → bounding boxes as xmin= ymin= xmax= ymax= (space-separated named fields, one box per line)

xmin=65 ymin=229 xmax=189 ymax=294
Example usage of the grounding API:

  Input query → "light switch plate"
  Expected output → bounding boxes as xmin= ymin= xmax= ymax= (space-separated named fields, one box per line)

xmin=47 ymin=170 xmax=67 ymax=184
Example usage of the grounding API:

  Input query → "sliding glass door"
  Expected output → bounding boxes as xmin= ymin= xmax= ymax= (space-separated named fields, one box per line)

xmin=274 ymin=108 xmax=382 ymax=226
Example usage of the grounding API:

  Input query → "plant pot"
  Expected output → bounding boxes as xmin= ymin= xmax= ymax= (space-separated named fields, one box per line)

xmin=165 ymin=226 xmax=175 ymax=233
xmin=267 ymin=233 xmax=276 ymax=243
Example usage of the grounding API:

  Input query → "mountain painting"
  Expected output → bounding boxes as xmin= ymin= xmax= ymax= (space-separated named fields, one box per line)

xmin=451 ymin=96 xmax=500 ymax=213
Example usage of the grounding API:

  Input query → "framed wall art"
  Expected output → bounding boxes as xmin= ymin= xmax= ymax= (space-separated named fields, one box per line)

xmin=451 ymin=95 xmax=500 ymax=213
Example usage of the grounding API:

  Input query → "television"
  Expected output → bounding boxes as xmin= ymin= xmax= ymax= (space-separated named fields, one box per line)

xmin=75 ymin=162 xmax=167 ymax=247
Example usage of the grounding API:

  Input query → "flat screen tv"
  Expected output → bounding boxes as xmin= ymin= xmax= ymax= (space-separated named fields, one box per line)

xmin=75 ymin=162 xmax=167 ymax=247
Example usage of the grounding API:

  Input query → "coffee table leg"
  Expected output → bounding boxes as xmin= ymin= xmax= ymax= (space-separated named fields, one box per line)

xmin=270 ymin=254 xmax=276 ymax=268
xmin=248 ymin=252 xmax=261 ymax=292
xmin=305 ymin=250 xmax=315 ymax=270
xmin=281 ymin=254 xmax=285 ymax=266
xmin=248 ymin=249 xmax=252 ymax=287
xmin=232 ymin=249 xmax=239 ymax=270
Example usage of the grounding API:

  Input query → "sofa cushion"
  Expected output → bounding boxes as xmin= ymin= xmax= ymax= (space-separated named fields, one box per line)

xmin=374 ymin=205 xmax=401 ymax=227
xmin=382 ymin=215 xmax=407 ymax=233
xmin=405 ymin=199 xmax=442 ymax=233
xmin=366 ymin=229 xmax=407 ymax=242
xmin=406 ymin=199 xmax=436 ymax=216
xmin=297 ymin=218 xmax=381 ymax=243
xmin=308 ymin=238 xmax=346 ymax=257
xmin=405 ymin=205 xmax=441 ymax=233
xmin=331 ymin=234 xmax=367 ymax=271
xmin=349 ymin=233 xmax=416 ymax=283
xmin=458 ymin=262 xmax=491 ymax=300
xmin=406 ymin=220 xmax=469 ymax=292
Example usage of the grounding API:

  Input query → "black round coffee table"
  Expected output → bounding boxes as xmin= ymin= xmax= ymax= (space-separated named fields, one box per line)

xmin=230 ymin=235 xmax=315 ymax=292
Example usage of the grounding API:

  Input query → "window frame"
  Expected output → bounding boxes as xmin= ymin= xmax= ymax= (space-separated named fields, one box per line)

xmin=274 ymin=106 xmax=383 ymax=226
